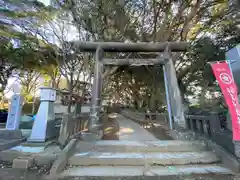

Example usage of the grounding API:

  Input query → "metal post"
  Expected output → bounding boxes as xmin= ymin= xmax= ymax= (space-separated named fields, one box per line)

xmin=227 ymin=60 xmax=236 ymax=77
xmin=163 ymin=65 xmax=173 ymax=130
xmin=88 ymin=46 xmax=104 ymax=133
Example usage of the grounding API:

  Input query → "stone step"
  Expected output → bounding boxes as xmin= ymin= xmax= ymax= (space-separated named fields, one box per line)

xmin=59 ymin=164 xmax=233 ymax=179
xmin=75 ymin=140 xmax=207 ymax=153
xmin=68 ymin=151 xmax=219 ymax=166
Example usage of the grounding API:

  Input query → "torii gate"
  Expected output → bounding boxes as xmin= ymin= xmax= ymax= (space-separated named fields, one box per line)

xmin=72 ymin=41 xmax=188 ymax=135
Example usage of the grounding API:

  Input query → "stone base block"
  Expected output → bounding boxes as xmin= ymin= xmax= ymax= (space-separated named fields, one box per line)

xmin=168 ymin=130 xmax=196 ymax=141
xmin=0 ymin=129 xmax=23 ymax=140
xmin=12 ymin=157 xmax=34 ymax=169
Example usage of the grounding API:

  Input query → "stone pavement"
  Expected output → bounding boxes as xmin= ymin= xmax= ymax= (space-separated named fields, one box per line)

xmin=117 ymin=114 xmax=158 ymax=141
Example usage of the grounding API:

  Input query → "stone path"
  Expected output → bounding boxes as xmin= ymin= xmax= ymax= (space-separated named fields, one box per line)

xmin=117 ymin=114 xmax=158 ymax=141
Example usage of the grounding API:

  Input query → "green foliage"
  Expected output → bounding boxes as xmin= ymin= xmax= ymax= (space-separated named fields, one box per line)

xmin=22 ymin=101 xmax=40 ymax=114
xmin=0 ymin=39 xmax=19 ymax=92
xmin=0 ymin=0 xmax=60 ymax=93
xmin=62 ymin=0 xmax=237 ymax=109
xmin=0 ymin=0 xmax=57 ymax=20
xmin=1 ymin=0 xmax=238 ymax=110
xmin=182 ymin=22 xmax=240 ymax=95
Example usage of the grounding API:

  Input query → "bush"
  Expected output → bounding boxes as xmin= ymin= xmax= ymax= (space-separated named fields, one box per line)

xmin=22 ymin=101 xmax=40 ymax=115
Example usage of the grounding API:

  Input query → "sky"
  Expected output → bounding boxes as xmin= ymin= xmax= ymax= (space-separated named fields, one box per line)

xmin=39 ymin=0 xmax=51 ymax=6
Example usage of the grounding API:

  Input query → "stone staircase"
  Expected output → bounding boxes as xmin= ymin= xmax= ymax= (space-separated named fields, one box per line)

xmin=55 ymin=140 xmax=235 ymax=180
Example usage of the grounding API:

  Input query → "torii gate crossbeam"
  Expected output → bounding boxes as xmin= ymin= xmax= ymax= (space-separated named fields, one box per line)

xmin=72 ymin=41 xmax=188 ymax=52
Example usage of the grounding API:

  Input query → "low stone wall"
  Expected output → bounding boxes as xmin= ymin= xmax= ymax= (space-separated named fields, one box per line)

xmin=0 ymin=123 xmax=5 ymax=129
xmin=121 ymin=110 xmax=168 ymax=124
xmin=121 ymin=110 xmax=144 ymax=122
xmin=54 ymin=103 xmax=75 ymax=114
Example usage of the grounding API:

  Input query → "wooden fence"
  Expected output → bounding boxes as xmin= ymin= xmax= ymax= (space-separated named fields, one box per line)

xmin=58 ymin=113 xmax=90 ymax=146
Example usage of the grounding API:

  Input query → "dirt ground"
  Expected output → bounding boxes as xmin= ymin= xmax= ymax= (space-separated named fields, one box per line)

xmin=143 ymin=123 xmax=173 ymax=140
xmin=0 ymin=161 xmax=50 ymax=180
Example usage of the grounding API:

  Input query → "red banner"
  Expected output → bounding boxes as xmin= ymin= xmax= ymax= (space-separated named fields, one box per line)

xmin=211 ymin=61 xmax=240 ymax=140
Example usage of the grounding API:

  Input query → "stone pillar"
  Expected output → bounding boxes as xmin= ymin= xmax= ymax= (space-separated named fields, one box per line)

xmin=5 ymin=94 xmax=23 ymax=130
xmin=234 ymin=141 xmax=240 ymax=158
xmin=163 ymin=49 xmax=186 ymax=128
xmin=88 ymin=47 xmax=104 ymax=133
xmin=28 ymin=87 xmax=56 ymax=142
xmin=58 ymin=114 xmax=72 ymax=147
xmin=165 ymin=58 xmax=186 ymax=128
xmin=162 ymin=64 xmax=173 ymax=130
xmin=0 ymin=94 xmax=23 ymax=141
xmin=75 ymin=102 xmax=82 ymax=116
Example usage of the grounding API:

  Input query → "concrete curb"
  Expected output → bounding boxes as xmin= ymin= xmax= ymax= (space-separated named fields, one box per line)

xmin=48 ymin=139 xmax=78 ymax=178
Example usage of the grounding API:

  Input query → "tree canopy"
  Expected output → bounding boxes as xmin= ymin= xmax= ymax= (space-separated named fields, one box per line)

xmin=0 ymin=0 xmax=239 ymax=111
xmin=65 ymin=0 xmax=239 ymax=109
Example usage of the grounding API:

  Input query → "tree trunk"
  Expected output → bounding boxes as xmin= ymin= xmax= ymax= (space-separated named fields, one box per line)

xmin=150 ymin=69 xmax=158 ymax=112
xmin=67 ymin=88 xmax=73 ymax=114
xmin=67 ymin=74 xmax=74 ymax=114
xmin=149 ymin=93 xmax=155 ymax=111
xmin=133 ymin=100 xmax=139 ymax=110
xmin=32 ymin=86 xmax=36 ymax=114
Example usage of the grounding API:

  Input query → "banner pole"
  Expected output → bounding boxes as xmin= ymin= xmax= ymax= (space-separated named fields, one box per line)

xmin=227 ymin=60 xmax=235 ymax=77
